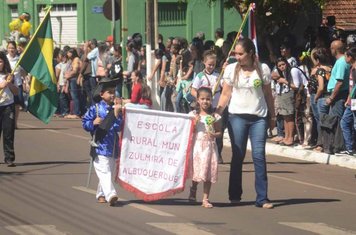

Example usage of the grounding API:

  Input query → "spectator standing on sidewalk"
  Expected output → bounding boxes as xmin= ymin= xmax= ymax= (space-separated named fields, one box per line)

xmin=317 ymin=40 xmax=350 ymax=154
xmin=86 ymin=39 xmax=99 ymax=102
xmin=340 ymin=47 xmax=356 ymax=155
xmin=216 ymin=38 xmax=275 ymax=209
xmin=325 ymin=40 xmax=350 ymax=117
xmin=272 ymin=58 xmax=297 ymax=146
xmin=280 ymin=43 xmax=298 ymax=68
xmin=311 ymin=48 xmax=332 ymax=152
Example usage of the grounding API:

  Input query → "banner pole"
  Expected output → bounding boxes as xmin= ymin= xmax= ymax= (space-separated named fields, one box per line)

xmin=212 ymin=3 xmax=253 ymax=95
xmin=86 ymin=159 xmax=93 ymax=188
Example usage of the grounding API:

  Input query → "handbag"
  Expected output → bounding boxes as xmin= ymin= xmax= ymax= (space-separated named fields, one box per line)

xmin=295 ymin=86 xmax=306 ymax=109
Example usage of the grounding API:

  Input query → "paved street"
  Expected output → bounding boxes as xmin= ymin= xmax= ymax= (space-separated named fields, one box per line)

xmin=0 ymin=112 xmax=356 ymax=235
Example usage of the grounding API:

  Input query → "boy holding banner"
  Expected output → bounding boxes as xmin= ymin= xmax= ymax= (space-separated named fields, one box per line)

xmin=82 ymin=77 xmax=122 ymax=206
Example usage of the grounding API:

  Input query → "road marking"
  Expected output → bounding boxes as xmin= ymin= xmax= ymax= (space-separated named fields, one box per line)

xmin=72 ymin=186 xmax=175 ymax=217
xmin=21 ymin=121 xmax=356 ymax=198
xmin=147 ymin=223 xmax=215 ymax=235
xmin=19 ymin=123 xmax=88 ymax=140
xmin=279 ymin=222 xmax=356 ymax=235
xmin=5 ymin=225 xmax=67 ymax=235
xmin=269 ymin=174 xmax=356 ymax=197
xmin=220 ymin=164 xmax=356 ymax=197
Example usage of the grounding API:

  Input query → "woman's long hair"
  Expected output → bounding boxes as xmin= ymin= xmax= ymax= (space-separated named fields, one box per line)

xmin=276 ymin=57 xmax=292 ymax=84
xmin=233 ymin=38 xmax=263 ymax=86
xmin=0 ymin=51 xmax=12 ymax=74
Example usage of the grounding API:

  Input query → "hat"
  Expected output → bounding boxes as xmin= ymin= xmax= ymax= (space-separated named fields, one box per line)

xmin=93 ymin=77 xmax=120 ymax=103
xmin=106 ymin=35 xmax=113 ymax=42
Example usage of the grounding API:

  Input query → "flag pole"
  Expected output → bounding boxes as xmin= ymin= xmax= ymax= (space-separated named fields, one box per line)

xmin=212 ymin=3 xmax=254 ymax=95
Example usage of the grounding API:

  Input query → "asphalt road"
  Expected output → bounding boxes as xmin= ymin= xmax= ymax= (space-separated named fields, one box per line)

xmin=0 ymin=112 xmax=355 ymax=235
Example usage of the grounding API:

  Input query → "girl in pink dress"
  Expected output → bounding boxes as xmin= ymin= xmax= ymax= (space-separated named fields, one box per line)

xmin=189 ymin=87 xmax=221 ymax=208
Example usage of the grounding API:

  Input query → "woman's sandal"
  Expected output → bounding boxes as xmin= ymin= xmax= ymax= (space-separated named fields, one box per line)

xmin=188 ymin=187 xmax=197 ymax=202
xmin=313 ymin=146 xmax=323 ymax=152
xmin=261 ymin=202 xmax=274 ymax=209
xmin=201 ymin=199 xmax=213 ymax=208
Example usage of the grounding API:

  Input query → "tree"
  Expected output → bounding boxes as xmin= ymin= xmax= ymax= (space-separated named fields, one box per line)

xmin=179 ymin=0 xmax=325 ymax=64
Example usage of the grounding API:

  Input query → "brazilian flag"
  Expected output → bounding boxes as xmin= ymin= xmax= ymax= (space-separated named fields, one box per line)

xmin=19 ymin=7 xmax=58 ymax=124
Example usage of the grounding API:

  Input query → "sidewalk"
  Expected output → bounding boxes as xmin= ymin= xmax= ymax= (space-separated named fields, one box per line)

xmin=223 ymin=133 xmax=356 ymax=170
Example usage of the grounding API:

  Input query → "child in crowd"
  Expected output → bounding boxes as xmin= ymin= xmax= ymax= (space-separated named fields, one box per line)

xmin=124 ymin=70 xmax=152 ymax=109
xmin=82 ymin=78 xmax=122 ymax=206
xmin=175 ymin=61 xmax=193 ymax=113
xmin=191 ymin=50 xmax=221 ymax=108
xmin=55 ymin=50 xmax=70 ymax=117
xmin=188 ymin=87 xmax=221 ymax=208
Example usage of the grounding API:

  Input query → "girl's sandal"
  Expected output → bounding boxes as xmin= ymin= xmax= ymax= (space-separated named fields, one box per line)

xmin=188 ymin=187 xmax=197 ymax=202
xmin=201 ymin=199 xmax=213 ymax=208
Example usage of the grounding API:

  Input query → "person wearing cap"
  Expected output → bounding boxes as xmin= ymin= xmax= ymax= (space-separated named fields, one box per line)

xmin=82 ymin=76 xmax=122 ymax=206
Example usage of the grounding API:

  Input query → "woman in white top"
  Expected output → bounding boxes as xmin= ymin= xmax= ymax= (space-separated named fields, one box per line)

xmin=0 ymin=51 xmax=19 ymax=167
xmin=216 ymin=38 xmax=275 ymax=209
xmin=7 ymin=41 xmax=23 ymax=129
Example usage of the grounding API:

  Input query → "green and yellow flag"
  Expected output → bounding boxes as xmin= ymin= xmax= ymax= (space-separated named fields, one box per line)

xmin=19 ymin=7 xmax=58 ymax=124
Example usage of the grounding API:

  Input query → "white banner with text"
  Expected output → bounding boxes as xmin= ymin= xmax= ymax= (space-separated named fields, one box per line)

xmin=116 ymin=107 xmax=194 ymax=201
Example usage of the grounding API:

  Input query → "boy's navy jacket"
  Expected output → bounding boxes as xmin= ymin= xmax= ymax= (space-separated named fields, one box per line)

xmin=82 ymin=100 xmax=122 ymax=158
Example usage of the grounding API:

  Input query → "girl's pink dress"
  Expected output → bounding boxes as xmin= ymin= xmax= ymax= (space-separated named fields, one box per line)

xmin=189 ymin=111 xmax=220 ymax=183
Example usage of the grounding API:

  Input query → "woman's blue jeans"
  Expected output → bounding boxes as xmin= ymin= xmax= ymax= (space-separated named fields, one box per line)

xmin=69 ymin=78 xmax=81 ymax=116
xmin=340 ymin=106 xmax=355 ymax=151
xmin=228 ymin=114 xmax=269 ymax=206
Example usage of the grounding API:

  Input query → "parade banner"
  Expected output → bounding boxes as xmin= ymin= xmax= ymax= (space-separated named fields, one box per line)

xmin=116 ymin=107 xmax=195 ymax=201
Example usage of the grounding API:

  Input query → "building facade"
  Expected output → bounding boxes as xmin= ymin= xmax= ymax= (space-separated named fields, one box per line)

xmin=0 ymin=0 xmax=241 ymax=47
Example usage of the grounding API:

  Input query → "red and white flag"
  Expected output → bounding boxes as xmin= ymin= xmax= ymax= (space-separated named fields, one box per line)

xmin=242 ymin=3 xmax=258 ymax=54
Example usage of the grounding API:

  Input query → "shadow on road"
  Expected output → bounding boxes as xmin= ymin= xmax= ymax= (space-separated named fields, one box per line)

xmin=124 ymin=198 xmax=341 ymax=208
xmin=271 ymin=198 xmax=340 ymax=208
xmin=17 ymin=128 xmax=69 ymax=131
xmin=16 ymin=160 xmax=88 ymax=166
xmin=0 ymin=160 xmax=89 ymax=175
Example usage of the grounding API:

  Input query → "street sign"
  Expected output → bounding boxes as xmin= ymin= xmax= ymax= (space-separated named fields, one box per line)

xmin=92 ymin=6 xmax=103 ymax=14
xmin=103 ymin=0 xmax=120 ymax=21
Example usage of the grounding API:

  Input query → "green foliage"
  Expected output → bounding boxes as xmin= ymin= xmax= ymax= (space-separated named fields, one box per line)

xmin=193 ymin=0 xmax=325 ymax=28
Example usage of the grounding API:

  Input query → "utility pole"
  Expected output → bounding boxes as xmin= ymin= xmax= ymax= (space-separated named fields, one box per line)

xmin=121 ymin=0 xmax=128 ymax=70
xmin=146 ymin=0 xmax=159 ymax=107
xmin=154 ymin=0 xmax=158 ymax=49
xmin=111 ymin=0 xmax=116 ymax=44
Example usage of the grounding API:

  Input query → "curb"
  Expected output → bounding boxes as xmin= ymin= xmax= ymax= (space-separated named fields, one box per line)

xmin=223 ymin=135 xmax=356 ymax=170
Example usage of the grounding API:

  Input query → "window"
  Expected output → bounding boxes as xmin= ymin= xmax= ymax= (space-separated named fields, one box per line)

xmin=158 ymin=3 xmax=187 ymax=26
xmin=38 ymin=4 xmax=77 ymax=13
xmin=9 ymin=4 xmax=18 ymax=19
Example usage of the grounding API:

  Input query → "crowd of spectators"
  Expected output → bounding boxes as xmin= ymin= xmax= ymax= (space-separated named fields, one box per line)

xmin=2 ymin=21 xmax=356 ymax=158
